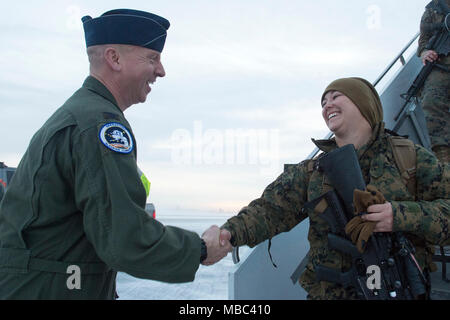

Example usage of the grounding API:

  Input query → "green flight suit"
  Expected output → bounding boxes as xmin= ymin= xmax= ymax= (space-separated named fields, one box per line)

xmin=0 ymin=76 xmax=201 ymax=299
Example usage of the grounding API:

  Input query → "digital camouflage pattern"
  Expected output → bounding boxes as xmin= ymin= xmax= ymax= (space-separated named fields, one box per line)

xmin=417 ymin=0 xmax=450 ymax=161
xmin=222 ymin=122 xmax=450 ymax=300
xmin=418 ymin=68 xmax=450 ymax=160
xmin=417 ymin=0 xmax=450 ymax=58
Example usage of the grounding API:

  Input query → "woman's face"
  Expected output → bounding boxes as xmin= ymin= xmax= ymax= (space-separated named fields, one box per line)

xmin=321 ymin=90 xmax=371 ymax=137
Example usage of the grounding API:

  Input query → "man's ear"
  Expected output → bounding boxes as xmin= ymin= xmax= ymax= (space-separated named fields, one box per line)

xmin=103 ymin=47 xmax=122 ymax=71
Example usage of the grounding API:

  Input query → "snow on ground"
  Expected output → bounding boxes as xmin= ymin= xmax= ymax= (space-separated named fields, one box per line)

xmin=116 ymin=211 xmax=249 ymax=300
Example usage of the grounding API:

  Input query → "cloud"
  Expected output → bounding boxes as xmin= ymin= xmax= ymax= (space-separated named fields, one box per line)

xmin=0 ymin=0 xmax=429 ymax=213
xmin=164 ymin=40 xmax=383 ymax=79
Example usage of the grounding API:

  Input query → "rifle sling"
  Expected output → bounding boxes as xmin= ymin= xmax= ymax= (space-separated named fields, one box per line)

xmin=435 ymin=62 xmax=450 ymax=72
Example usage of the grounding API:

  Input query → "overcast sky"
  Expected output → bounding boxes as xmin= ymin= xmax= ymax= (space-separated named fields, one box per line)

xmin=0 ymin=0 xmax=428 ymax=214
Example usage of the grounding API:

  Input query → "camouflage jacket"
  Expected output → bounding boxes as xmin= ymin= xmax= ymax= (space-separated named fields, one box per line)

xmin=222 ymin=123 xmax=449 ymax=299
xmin=417 ymin=0 xmax=450 ymax=64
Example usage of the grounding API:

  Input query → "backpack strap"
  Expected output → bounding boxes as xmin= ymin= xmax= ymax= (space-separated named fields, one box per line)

xmin=387 ymin=136 xmax=417 ymax=198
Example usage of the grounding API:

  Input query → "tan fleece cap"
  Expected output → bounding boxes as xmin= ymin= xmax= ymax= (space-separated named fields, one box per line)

xmin=321 ymin=77 xmax=383 ymax=128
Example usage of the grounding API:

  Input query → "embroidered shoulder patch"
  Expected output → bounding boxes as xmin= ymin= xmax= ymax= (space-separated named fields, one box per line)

xmin=99 ymin=122 xmax=134 ymax=154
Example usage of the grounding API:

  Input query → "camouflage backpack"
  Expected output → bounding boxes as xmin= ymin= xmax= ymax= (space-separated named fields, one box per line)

xmin=388 ymin=136 xmax=443 ymax=276
xmin=306 ymin=135 xmax=417 ymax=194
xmin=387 ymin=135 xmax=417 ymax=197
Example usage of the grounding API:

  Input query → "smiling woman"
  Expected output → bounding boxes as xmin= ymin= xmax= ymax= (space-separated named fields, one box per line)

xmin=220 ymin=76 xmax=449 ymax=300
xmin=321 ymin=90 xmax=372 ymax=149
xmin=320 ymin=77 xmax=382 ymax=149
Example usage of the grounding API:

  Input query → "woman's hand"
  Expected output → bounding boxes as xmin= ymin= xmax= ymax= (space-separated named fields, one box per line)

xmin=362 ymin=202 xmax=394 ymax=232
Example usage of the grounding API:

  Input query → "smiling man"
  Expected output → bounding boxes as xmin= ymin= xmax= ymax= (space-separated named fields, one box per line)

xmin=0 ymin=9 xmax=231 ymax=299
xmin=86 ymin=43 xmax=164 ymax=108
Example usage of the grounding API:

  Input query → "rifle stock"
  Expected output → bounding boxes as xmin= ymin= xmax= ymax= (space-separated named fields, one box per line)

xmin=307 ymin=144 xmax=427 ymax=299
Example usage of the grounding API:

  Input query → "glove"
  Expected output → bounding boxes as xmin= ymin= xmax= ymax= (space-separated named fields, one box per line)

xmin=345 ymin=216 xmax=375 ymax=253
xmin=345 ymin=185 xmax=386 ymax=253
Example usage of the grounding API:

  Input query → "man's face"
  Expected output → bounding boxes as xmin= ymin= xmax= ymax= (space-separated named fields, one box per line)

xmin=321 ymin=90 xmax=370 ymax=136
xmin=119 ymin=46 xmax=166 ymax=105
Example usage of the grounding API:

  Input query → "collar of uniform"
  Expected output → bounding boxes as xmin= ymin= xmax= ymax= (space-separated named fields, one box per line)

xmin=311 ymin=137 xmax=337 ymax=153
xmin=82 ymin=76 xmax=122 ymax=113
xmin=311 ymin=122 xmax=385 ymax=155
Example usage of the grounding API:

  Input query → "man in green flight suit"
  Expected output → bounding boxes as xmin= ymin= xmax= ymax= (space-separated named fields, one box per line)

xmin=0 ymin=9 xmax=232 ymax=299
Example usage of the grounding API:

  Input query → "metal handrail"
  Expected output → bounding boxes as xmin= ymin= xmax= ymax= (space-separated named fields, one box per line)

xmin=373 ymin=32 xmax=420 ymax=87
xmin=300 ymin=32 xmax=421 ymax=162
xmin=232 ymin=32 xmax=420 ymax=264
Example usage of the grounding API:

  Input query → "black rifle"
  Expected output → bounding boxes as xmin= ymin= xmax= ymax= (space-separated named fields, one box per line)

xmin=393 ymin=19 xmax=450 ymax=133
xmin=304 ymin=144 xmax=427 ymax=300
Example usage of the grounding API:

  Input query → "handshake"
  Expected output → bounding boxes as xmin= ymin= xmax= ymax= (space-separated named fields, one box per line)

xmin=201 ymin=225 xmax=233 ymax=266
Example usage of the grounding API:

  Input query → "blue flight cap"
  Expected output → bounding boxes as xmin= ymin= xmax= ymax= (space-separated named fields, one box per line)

xmin=81 ymin=9 xmax=170 ymax=52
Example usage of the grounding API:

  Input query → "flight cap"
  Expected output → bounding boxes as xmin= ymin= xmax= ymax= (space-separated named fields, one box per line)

xmin=82 ymin=9 xmax=170 ymax=52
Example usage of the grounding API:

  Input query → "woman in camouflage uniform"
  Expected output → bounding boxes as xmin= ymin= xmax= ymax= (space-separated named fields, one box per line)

xmin=220 ymin=77 xmax=449 ymax=299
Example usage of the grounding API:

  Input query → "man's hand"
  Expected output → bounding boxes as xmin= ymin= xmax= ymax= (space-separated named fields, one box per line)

xmin=421 ymin=49 xmax=439 ymax=65
xmin=201 ymin=225 xmax=232 ymax=266
xmin=361 ymin=202 xmax=394 ymax=232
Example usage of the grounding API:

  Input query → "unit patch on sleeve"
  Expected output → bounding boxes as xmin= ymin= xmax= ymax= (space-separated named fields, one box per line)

xmin=99 ymin=122 xmax=134 ymax=154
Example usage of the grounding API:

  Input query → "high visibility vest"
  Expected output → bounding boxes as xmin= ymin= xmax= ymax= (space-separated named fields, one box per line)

xmin=137 ymin=167 xmax=151 ymax=198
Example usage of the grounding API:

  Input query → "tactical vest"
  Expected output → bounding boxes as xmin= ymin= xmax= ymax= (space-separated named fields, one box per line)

xmin=387 ymin=136 xmax=417 ymax=197
xmin=306 ymin=135 xmax=441 ymax=274
xmin=305 ymin=135 xmax=416 ymax=198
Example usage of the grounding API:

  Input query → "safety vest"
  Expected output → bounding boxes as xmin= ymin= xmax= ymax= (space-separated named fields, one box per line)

xmin=137 ymin=167 xmax=151 ymax=198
